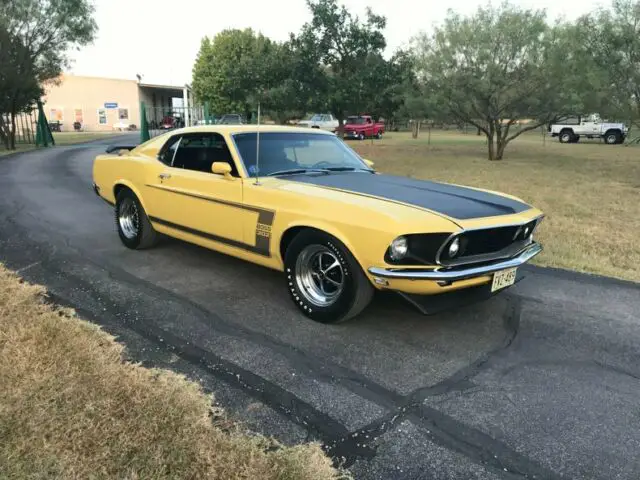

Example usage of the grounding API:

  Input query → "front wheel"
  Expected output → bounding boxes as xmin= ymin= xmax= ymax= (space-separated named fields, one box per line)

xmin=284 ymin=230 xmax=374 ymax=323
xmin=376 ymin=131 xmax=382 ymax=139
xmin=358 ymin=132 xmax=365 ymax=141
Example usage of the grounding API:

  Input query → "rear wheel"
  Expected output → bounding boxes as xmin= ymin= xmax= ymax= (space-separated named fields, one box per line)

xmin=115 ymin=189 xmax=159 ymax=249
xmin=284 ymin=230 xmax=374 ymax=323
xmin=559 ymin=129 xmax=574 ymax=143
xmin=604 ymin=130 xmax=622 ymax=145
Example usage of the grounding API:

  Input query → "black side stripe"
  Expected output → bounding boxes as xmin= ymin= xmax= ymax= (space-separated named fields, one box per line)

xmin=148 ymin=216 xmax=272 ymax=257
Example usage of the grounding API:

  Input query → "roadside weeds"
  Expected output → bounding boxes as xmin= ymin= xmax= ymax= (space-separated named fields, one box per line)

xmin=0 ymin=264 xmax=347 ymax=480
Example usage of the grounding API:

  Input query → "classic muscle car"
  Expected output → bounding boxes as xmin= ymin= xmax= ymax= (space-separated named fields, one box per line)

xmin=92 ymin=126 xmax=543 ymax=323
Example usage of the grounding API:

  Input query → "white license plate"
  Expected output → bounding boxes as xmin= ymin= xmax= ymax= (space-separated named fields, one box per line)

xmin=491 ymin=267 xmax=517 ymax=292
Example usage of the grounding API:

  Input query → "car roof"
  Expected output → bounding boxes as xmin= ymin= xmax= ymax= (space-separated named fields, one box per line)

xmin=168 ymin=125 xmax=336 ymax=136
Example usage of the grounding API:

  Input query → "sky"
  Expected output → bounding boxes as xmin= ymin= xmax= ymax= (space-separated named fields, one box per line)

xmin=68 ymin=0 xmax=606 ymax=87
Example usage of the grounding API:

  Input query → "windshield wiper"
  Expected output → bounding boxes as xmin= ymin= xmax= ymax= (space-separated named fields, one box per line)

xmin=325 ymin=167 xmax=375 ymax=173
xmin=266 ymin=168 xmax=330 ymax=177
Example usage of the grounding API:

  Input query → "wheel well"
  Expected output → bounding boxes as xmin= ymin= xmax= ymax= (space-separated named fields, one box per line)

xmin=279 ymin=226 xmax=308 ymax=261
xmin=559 ymin=128 xmax=574 ymax=135
xmin=280 ymin=226 xmax=342 ymax=261
xmin=604 ymin=129 xmax=621 ymax=137
xmin=113 ymin=183 xmax=131 ymax=199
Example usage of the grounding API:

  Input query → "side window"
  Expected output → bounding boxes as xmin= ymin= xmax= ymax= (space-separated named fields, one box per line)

xmin=158 ymin=135 xmax=181 ymax=166
xmin=171 ymin=133 xmax=238 ymax=176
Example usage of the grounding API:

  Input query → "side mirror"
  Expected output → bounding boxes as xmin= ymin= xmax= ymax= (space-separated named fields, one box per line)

xmin=212 ymin=162 xmax=233 ymax=179
xmin=363 ymin=158 xmax=375 ymax=168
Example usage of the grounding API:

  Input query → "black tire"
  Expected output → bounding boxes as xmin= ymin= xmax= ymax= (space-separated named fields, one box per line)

xmin=284 ymin=230 xmax=374 ymax=323
xmin=358 ymin=132 xmax=365 ymax=141
xmin=604 ymin=130 xmax=622 ymax=145
xmin=115 ymin=188 xmax=159 ymax=249
xmin=559 ymin=129 xmax=573 ymax=143
xmin=571 ymin=135 xmax=580 ymax=143
xmin=376 ymin=131 xmax=382 ymax=139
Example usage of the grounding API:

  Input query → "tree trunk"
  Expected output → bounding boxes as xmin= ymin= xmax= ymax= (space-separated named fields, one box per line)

xmin=10 ymin=106 xmax=17 ymax=150
xmin=411 ymin=120 xmax=418 ymax=139
xmin=477 ymin=127 xmax=481 ymax=136
xmin=336 ymin=115 xmax=344 ymax=138
xmin=496 ymin=136 xmax=507 ymax=160
xmin=486 ymin=123 xmax=496 ymax=160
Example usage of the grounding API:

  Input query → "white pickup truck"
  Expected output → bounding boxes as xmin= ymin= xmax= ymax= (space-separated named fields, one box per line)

xmin=297 ymin=113 xmax=339 ymax=132
xmin=548 ymin=114 xmax=628 ymax=144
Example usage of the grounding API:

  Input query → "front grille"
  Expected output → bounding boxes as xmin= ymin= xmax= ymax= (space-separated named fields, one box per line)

xmin=439 ymin=219 xmax=540 ymax=266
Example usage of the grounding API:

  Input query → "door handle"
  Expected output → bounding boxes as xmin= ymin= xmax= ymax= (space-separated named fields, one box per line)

xmin=158 ymin=173 xmax=171 ymax=180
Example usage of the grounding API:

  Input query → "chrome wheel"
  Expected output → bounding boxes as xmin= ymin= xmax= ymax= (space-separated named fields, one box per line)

xmin=295 ymin=245 xmax=345 ymax=307
xmin=118 ymin=197 xmax=139 ymax=239
xmin=561 ymin=133 xmax=571 ymax=143
xmin=606 ymin=134 xmax=617 ymax=144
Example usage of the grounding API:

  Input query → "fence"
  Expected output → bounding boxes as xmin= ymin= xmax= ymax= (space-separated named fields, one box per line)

xmin=0 ymin=110 xmax=39 ymax=148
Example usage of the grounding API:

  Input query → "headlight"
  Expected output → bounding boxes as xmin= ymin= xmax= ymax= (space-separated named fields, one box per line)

xmin=389 ymin=236 xmax=408 ymax=260
xmin=448 ymin=237 xmax=460 ymax=257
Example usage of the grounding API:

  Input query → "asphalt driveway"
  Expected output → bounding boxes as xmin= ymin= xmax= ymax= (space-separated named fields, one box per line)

xmin=1 ymin=136 xmax=639 ymax=479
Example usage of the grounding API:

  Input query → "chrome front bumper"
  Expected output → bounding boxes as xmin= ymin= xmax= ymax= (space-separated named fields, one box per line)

xmin=368 ymin=242 xmax=542 ymax=282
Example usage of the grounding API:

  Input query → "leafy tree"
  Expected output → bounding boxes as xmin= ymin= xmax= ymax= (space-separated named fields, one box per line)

xmin=0 ymin=0 xmax=97 ymax=149
xmin=293 ymin=0 xmax=390 ymax=134
xmin=192 ymin=29 xmax=286 ymax=120
xmin=577 ymin=0 xmax=640 ymax=134
xmin=412 ymin=4 xmax=581 ymax=160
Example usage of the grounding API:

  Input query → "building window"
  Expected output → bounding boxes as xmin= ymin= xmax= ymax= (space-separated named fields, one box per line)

xmin=118 ymin=108 xmax=129 ymax=120
xmin=50 ymin=108 xmax=63 ymax=122
xmin=98 ymin=109 xmax=107 ymax=125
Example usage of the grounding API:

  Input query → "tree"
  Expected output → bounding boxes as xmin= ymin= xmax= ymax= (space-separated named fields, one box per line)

xmin=412 ymin=4 xmax=581 ymax=160
xmin=192 ymin=29 xmax=286 ymax=120
xmin=292 ymin=0 xmax=391 ymax=134
xmin=578 ymin=0 xmax=640 ymax=135
xmin=0 ymin=0 xmax=96 ymax=149
xmin=0 ymin=26 xmax=41 ymax=149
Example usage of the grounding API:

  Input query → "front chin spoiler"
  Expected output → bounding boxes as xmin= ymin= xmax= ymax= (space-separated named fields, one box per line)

xmin=368 ymin=242 xmax=542 ymax=283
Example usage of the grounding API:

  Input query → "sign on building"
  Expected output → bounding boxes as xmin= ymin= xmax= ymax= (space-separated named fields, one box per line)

xmin=104 ymin=102 xmax=118 ymax=109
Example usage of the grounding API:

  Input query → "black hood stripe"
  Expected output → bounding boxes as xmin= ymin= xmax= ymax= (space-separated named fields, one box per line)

xmin=285 ymin=172 xmax=530 ymax=220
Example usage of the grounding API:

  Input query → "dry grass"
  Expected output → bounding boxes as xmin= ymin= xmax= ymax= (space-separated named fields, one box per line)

xmin=352 ymin=131 xmax=640 ymax=282
xmin=0 ymin=265 xmax=344 ymax=480
xmin=53 ymin=132 xmax=124 ymax=145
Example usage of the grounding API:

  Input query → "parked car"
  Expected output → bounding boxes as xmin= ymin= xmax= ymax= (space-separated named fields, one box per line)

xmin=297 ymin=113 xmax=339 ymax=131
xmin=93 ymin=125 xmax=543 ymax=323
xmin=113 ymin=121 xmax=131 ymax=131
xmin=343 ymin=115 xmax=385 ymax=140
xmin=548 ymin=113 xmax=628 ymax=144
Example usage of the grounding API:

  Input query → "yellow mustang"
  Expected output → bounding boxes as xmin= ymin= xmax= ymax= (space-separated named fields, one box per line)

xmin=92 ymin=125 xmax=543 ymax=323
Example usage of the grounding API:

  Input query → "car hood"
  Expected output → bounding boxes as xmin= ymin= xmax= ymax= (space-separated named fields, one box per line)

xmin=280 ymin=172 xmax=531 ymax=221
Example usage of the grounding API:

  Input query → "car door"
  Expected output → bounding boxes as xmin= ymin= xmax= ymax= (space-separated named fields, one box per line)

xmin=144 ymin=132 xmax=249 ymax=245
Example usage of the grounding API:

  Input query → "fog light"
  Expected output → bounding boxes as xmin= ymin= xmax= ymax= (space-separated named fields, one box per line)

xmin=449 ymin=237 xmax=460 ymax=257
xmin=389 ymin=236 xmax=408 ymax=260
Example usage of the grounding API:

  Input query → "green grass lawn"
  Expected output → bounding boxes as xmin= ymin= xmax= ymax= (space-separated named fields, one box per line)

xmin=352 ymin=131 xmax=640 ymax=282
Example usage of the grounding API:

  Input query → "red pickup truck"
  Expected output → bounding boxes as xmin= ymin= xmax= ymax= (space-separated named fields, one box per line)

xmin=342 ymin=115 xmax=385 ymax=140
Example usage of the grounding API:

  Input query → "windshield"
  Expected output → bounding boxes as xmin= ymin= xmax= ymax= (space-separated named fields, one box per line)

xmin=233 ymin=132 xmax=370 ymax=177
xmin=347 ymin=116 xmax=366 ymax=125
xmin=309 ymin=114 xmax=322 ymax=121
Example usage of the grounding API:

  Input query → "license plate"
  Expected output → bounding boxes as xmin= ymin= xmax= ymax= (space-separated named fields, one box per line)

xmin=491 ymin=267 xmax=517 ymax=292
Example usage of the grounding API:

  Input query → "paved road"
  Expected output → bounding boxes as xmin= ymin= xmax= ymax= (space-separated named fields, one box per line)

xmin=1 ymin=136 xmax=640 ymax=479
